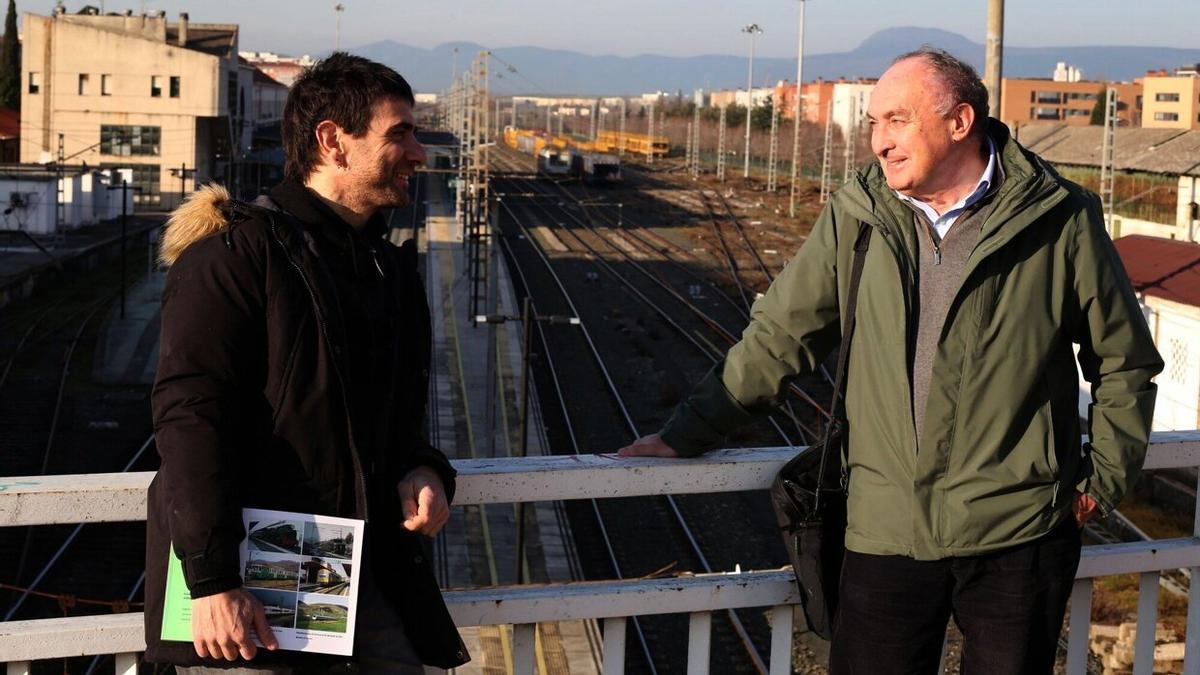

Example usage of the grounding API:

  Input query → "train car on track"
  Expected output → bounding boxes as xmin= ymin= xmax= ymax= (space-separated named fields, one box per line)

xmin=537 ymin=147 xmax=575 ymax=178
xmin=579 ymin=153 xmax=622 ymax=186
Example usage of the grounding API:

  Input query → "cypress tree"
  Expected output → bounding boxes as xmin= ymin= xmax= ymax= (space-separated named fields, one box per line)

xmin=0 ymin=0 xmax=18 ymax=110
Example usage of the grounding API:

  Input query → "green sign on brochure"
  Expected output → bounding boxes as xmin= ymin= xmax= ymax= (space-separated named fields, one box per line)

xmin=161 ymin=545 xmax=194 ymax=642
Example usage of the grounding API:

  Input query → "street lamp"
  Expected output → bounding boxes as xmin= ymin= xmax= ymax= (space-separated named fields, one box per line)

xmin=475 ymin=298 xmax=580 ymax=584
xmin=742 ymin=23 xmax=763 ymax=179
xmin=788 ymin=1 xmax=807 ymax=218
xmin=334 ymin=3 xmax=345 ymax=51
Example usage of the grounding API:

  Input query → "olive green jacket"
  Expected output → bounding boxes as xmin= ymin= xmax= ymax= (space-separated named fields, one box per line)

xmin=661 ymin=122 xmax=1163 ymax=560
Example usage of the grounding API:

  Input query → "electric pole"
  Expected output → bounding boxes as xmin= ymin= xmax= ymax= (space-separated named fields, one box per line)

xmin=742 ymin=23 xmax=762 ymax=179
xmin=767 ymin=94 xmax=779 ymax=191
xmin=717 ymin=105 xmax=727 ymax=182
xmin=619 ymin=98 xmax=627 ymax=155
xmin=1100 ymin=87 xmax=1118 ymax=236
xmin=819 ymin=99 xmax=834 ymax=202
xmin=789 ymin=0 xmax=807 ymax=217
xmin=985 ymin=0 xmax=1004 ymax=119
xmin=647 ymin=101 xmax=655 ymax=165
xmin=842 ymin=95 xmax=858 ymax=183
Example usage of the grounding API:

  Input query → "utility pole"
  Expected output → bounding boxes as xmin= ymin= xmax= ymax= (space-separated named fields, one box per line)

xmin=789 ymin=0 xmax=807 ymax=217
xmin=589 ymin=99 xmax=598 ymax=140
xmin=767 ymin=94 xmax=780 ymax=191
xmin=55 ymin=133 xmax=65 ymax=230
xmin=685 ymin=121 xmax=693 ymax=172
xmin=742 ymin=23 xmax=763 ymax=179
xmin=842 ymin=95 xmax=858 ymax=183
xmin=1100 ymin=87 xmax=1119 ymax=236
xmin=717 ymin=105 xmax=727 ymax=182
xmin=819 ymin=99 xmax=834 ymax=203
xmin=105 ymin=179 xmax=135 ymax=318
xmin=475 ymin=301 xmax=579 ymax=584
xmin=618 ymin=98 xmax=627 ymax=155
xmin=691 ymin=104 xmax=701 ymax=178
xmin=647 ymin=101 xmax=655 ymax=165
xmin=334 ymin=3 xmax=344 ymax=51
xmin=985 ymin=0 xmax=1004 ymax=118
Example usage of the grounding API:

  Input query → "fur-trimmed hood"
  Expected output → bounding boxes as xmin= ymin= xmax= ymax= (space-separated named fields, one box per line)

xmin=159 ymin=183 xmax=232 ymax=267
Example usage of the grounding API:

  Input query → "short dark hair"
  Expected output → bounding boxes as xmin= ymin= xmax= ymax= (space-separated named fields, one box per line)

xmin=282 ymin=52 xmax=416 ymax=182
xmin=893 ymin=47 xmax=989 ymax=138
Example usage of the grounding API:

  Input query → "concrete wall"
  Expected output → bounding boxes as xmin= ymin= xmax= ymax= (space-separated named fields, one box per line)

xmin=0 ymin=177 xmax=57 ymax=234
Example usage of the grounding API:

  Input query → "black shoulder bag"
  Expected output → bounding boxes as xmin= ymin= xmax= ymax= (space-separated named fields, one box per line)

xmin=769 ymin=221 xmax=872 ymax=640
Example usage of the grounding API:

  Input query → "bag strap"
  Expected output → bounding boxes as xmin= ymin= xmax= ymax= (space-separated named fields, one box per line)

xmin=814 ymin=221 xmax=873 ymax=500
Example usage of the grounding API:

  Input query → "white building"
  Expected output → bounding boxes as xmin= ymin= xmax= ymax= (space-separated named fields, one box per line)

xmin=831 ymin=82 xmax=875 ymax=135
xmin=1113 ymin=236 xmax=1200 ymax=431
xmin=1053 ymin=62 xmax=1084 ymax=83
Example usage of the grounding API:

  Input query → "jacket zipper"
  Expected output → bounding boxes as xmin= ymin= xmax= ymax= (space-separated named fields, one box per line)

xmin=269 ymin=217 xmax=371 ymax=521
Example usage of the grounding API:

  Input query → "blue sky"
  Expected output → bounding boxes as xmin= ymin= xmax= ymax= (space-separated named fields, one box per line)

xmin=29 ymin=1 xmax=1200 ymax=58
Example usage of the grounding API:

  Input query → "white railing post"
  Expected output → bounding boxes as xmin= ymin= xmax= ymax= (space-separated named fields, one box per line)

xmin=601 ymin=617 xmax=627 ymax=675
xmin=512 ymin=623 xmax=537 ymax=674
xmin=1185 ymin=469 xmax=1200 ymax=675
xmin=767 ymin=605 xmax=793 ymax=675
xmin=1065 ymin=578 xmax=1094 ymax=674
xmin=686 ymin=611 xmax=712 ymax=675
xmin=1133 ymin=571 xmax=1160 ymax=674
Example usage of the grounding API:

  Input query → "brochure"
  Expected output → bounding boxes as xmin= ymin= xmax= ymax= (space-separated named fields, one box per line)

xmin=161 ymin=508 xmax=366 ymax=656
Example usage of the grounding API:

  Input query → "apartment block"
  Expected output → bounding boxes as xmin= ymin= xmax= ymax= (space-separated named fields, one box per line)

xmin=1142 ymin=72 xmax=1200 ymax=130
xmin=1000 ymin=78 xmax=1141 ymax=127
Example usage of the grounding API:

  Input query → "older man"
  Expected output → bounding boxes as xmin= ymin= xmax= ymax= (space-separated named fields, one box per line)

xmin=621 ymin=48 xmax=1161 ymax=672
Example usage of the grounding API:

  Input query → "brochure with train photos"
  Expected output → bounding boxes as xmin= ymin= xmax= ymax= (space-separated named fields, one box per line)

xmin=162 ymin=508 xmax=365 ymax=655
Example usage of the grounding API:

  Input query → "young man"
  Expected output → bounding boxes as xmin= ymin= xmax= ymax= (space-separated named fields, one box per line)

xmin=621 ymin=49 xmax=1162 ymax=673
xmin=145 ymin=53 xmax=469 ymax=672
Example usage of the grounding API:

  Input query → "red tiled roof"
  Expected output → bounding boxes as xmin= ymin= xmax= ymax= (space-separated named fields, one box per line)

xmin=1113 ymin=235 xmax=1200 ymax=308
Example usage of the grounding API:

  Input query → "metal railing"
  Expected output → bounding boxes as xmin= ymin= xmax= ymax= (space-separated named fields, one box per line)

xmin=2 ymin=430 xmax=1199 ymax=674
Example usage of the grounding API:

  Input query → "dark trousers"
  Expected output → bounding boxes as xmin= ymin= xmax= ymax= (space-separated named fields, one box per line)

xmin=829 ymin=519 xmax=1082 ymax=675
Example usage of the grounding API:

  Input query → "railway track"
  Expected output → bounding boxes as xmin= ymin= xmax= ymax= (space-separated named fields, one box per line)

xmin=488 ymin=147 xmax=840 ymax=673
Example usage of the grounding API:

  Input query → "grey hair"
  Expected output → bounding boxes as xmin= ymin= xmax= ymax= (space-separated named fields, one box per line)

xmin=893 ymin=47 xmax=989 ymax=137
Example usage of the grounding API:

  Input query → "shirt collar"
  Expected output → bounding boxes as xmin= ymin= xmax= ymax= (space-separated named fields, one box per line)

xmin=895 ymin=136 xmax=997 ymax=220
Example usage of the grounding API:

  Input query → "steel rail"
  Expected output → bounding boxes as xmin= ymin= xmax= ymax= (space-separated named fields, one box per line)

xmin=496 ymin=178 xmax=771 ymax=675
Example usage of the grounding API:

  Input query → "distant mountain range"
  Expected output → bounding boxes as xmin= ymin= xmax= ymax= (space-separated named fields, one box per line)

xmin=347 ymin=27 xmax=1200 ymax=96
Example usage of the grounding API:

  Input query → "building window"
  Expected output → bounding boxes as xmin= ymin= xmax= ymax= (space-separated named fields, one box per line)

xmin=1032 ymin=107 xmax=1061 ymax=120
xmin=151 ymin=76 xmax=162 ymax=98
xmin=1155 ymin=92 xmax=1181 ymax=102
xmin=100 ymin=125 xmax=161 ymax=156
xmin=1034 ymin=91 xmax=1063 ymax=104
xmin=101 ymin=163 xmax=162 ymax=206
xmin=1065 ymin=92 xmax=1097 ymax=101
xmin=169 ymin=76 xmax=180 ymax=98
xmin=78 ymin=74 xmax=89 ymax=95
xmin=28 ymin=72 xmax=39 ymax=94
xmin=101 ymin=74 xmax=112 ymax=96
xmin=1154 ymin=112 xmax=1180 ymax=122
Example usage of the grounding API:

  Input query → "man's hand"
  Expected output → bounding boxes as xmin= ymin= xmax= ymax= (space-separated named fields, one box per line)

xmin=1073 ymin=492 xmax=1099 ymax=527
xmin=192 ymin=587 xmax=278 ymax=661
xmin=398 ymin=466 xmax=450 ymax=536
xmin=617 ymin=433 xmax=680 ymax=458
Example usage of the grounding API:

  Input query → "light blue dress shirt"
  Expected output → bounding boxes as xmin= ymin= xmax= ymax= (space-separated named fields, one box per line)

xmin=895 ymin=137 xmax=997 ymax=241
